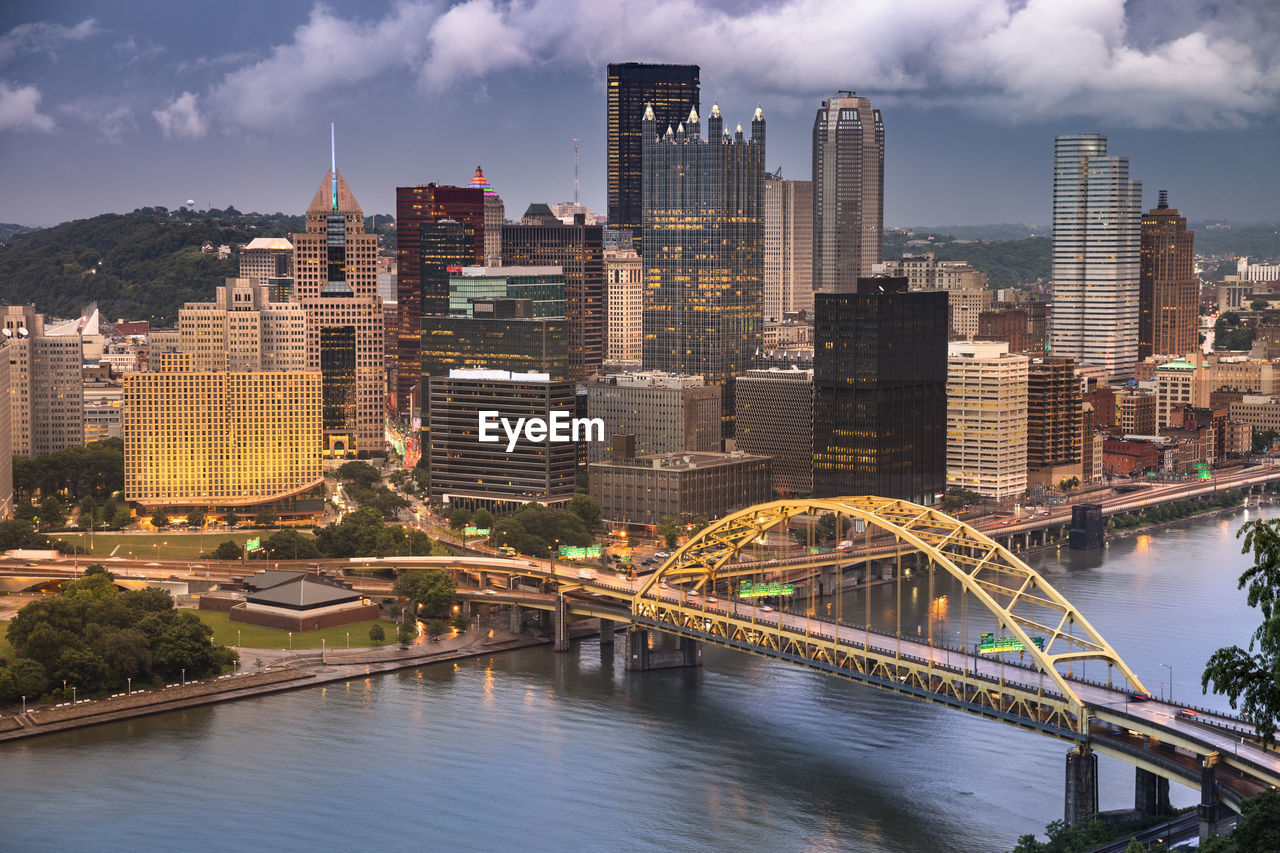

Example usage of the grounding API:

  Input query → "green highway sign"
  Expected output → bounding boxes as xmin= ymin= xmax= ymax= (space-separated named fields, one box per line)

xmin=558 ymin=544 xmax=603 ymax=559
xmin=464 ymin=526 xmax=492 ymax=536
xmin=245 ymin=537 xmax=261 ymax=552
xmin=979 ymin=632 xmax=1044 ymax=654
xmin=740 ymin=580 xmax=794 ymax=598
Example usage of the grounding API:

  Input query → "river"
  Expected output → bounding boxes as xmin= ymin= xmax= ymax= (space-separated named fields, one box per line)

xmin=0 ymin=507 xmax=1267 ymax=852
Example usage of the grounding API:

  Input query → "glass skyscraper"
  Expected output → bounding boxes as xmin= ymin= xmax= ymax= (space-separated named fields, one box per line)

xmin=641 ymin=102 xmax=765 ymax=436
xmin=1049 ymin=134 xmax=1143 ymax=380
xmin=812 ymin=94 xmax=884 ymax=294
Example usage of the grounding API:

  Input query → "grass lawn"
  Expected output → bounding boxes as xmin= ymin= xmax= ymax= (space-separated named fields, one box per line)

xmin=52 ymin=531 xmax=308 ymax=559
xmin=0 ymin=621 xmax=11 ymax=661
xmin=192 ymin=610 xmax=400 ymax=650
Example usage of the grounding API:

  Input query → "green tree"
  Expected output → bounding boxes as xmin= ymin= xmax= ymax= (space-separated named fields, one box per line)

xmin=1124 ymin=839 xmax=1145 ymax=853
xmin=1252 ymin=298 xmax=1270 ymax=311
xmin=186 ymin=507 xmax=206 ymax=528
xmin=209 ymin=540 xmax=243 ymax=560
xmin=0 ymin=658 xmax=49 ymax=704
xmin=1203 ymin=519 xmax=1280 ymax=746
xmin=1254 ymin=429 xmax=1278 ymax=454
xmin=816 ymin=513 xmax=852 ymax=542
xmin=368 ymin=624 xmax=386 ymax=644
xmin=37 ymin=496 xmax=66 ymax=529
xmin=224 ymin=509 xmax=239 ymax=527
xmin=256 ymin=529 xmax=321 ymax=560
xmin=151 ymin=508 xmax=170 ymax=528
xmin=394 ymin=570 xmax=456 ymax=619
xmin=397 ymin=620 xmax=416 ymax=647
xmin=1234 ymin=788 xmax=1280 ymax=852
xmin=448 ymin=508 xmax=472 ymax=531
xmin=451 ymin=613 xmax=469 ymax=632
xmin=254 ymin=508 xmax=278 ymax=528
xmin=471 ymin=508 xmax=496 ymax=531
xmin=0 ymin=519 xmax=50 ymax=550
xmin=426 ymin=619 xmax=449 ymax=640
xmin=567 ymin=492 xmax=601 ymax=529
xmin=336 ymin=460 xmax=382 ymax=487
xmin=657 ymin=515 xmax=682 ymax=549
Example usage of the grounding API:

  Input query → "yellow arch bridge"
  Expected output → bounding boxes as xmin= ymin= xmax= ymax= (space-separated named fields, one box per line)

xmin=373 ymin=497 xmax=1275 ymax=835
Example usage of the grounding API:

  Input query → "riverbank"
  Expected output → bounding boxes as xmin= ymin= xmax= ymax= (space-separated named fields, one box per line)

xmin=1012 ymin=498 xmax=1272 ymax=556
xmin=0 ymin=619 xmax=605 ymax=744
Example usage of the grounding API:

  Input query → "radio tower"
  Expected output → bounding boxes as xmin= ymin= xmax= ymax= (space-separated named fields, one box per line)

xmin=572 ymin=137 xmax=580 ymax=205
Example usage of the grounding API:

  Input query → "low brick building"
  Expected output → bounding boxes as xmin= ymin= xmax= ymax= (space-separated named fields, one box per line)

xmin=590 ymin=450 xmax=772 ymax=528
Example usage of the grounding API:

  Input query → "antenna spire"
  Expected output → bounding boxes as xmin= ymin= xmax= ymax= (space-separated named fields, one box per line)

xmin=572 ymin=137 xmax=580 ymax=205
xmin=330 ymin=122 xmax=338 ymax=213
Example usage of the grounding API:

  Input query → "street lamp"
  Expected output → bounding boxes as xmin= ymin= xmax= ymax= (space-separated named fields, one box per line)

xmin=72 ymin=686 xmax=76 ymax=704
xmin=288 ymin=632 xmax=292 ymax=650
xmin=237 ymin=629 xmax=241 ymax=647
xmin=1161 ymin=663 xmax=1173 ymax=703
xmin=127 ymin=677 xmax=132 ymax=695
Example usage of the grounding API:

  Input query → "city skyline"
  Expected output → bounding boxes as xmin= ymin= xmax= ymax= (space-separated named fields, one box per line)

xmin=1 ymin=1 xmax=1278 ymax=228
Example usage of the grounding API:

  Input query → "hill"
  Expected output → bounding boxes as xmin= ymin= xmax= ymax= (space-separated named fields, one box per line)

xmin=885 ymin=230 xmax=1051 ymax=289
xmin=0 ymin=207 xmax=392 ymax=325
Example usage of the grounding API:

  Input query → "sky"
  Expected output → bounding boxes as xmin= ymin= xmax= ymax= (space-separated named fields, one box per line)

xmin=1 ymin=0 xmax=1278 ymax=229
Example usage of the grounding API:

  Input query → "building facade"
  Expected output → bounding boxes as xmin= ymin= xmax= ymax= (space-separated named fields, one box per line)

xmin=763 ymin=177 xmax=814 ymax=320
xmin=586 ymin=371 xmax=720 ymax=464
xmin=642 ymin=103 xmax=765 ymax=434
xmin=590 ymin=450 xmax=771 ymax=528
xmin=1139 ymin=191 xmax=1198 ymax=359
xmin=946 ymin=341 xmax=1029 ymax=499
xmin=606 ymin=62 xmax=700 ymax=240
xmin=468 ymin=166 xmax=504 ymax=267
xmin=1026 ymin=355 xmax=1083 ymax=487
xmin=605 ymin=248 xmax=642 ymax=362
xmin=734 ymin=367 xmax=814 ymax=496
xmin=812 ymin=94 xmax=884 ymax=294
xmin=4 ymin=306 xmax=84 ymax=457
xmin=1048 ymin=134 xmax=1143 ymax=380
xmin=178 ymin=279 xmax=306 ymax=372
xmin=813 ymin=277 xmax=948 ymax=504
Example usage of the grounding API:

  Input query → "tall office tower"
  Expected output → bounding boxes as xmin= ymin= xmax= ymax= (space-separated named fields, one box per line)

xmin=605 ymin=247 xmax=642 ymax=361
xmin=606 ymin=62 xmax=699 ymax=242
xmin=1139 ymin=190 xmax=1198 ymax=359
xmin=3 ymin=306 xmax=84 ymax=457
xmin=1026 ymin=355 xmax=1083 ymax=487
xmin=642 ymin=103 xmax=765 ymax=434
xmin=0 ymin=340 xmax=11 ymax=518
xmin=427 ymin=369 xmax=577 ymax=509
xmin=124 ymin=352 xmax=322 ymax=518
xmin=812 ymin=93 xmax=884 ymax=293
xmin=735 ymin=367 xmax=814 ymax=496
xmin=946 ymin=341 xmax=1029 ymax=499
xmin=586 ymin=371 xmax=720 ymax=463
xmin=503 ymin=217 xmax=604 ymax=380
xmin=763 ymin=176 xmax=814 ymax=319
xmin=292 ymin=161 xmax=385 ymax=457
xmin=178 ymin=279 xmax=306 ymax=372
xmin=813 ymin=277 xmax=947 ymax=504
xmin=1048 ymin=134 xmax=1143 ymax=380
xmin=468 ymin=166 xmax=504 ymax=266
xmin=394 ymin=183 xmax=485 ymax=415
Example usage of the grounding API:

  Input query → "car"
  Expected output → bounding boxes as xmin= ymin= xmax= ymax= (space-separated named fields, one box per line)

xmin=641 ymin=559 xmax=654 ymax=566
xmin=1129 ymin=691 xmax=1152 ymax=703
xmin=706 ymin=596 xmax=718 ymax=604
xmin=760 ymin=605 xmax=774 ymax=612
xmin=577 ymin=569 xmax=594 ymax=580
xmin=687 ymin=588 xmax=700 ymax=597
xmin=658 ymin=581 xmax=669 ymax=589
xmin=656 ymin=551 xmax=670 ymax=558
xmin=482 ymin=589 xmax=496 ymax=595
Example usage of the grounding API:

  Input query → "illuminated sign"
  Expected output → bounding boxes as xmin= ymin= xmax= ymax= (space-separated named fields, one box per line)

xmin=464 ymin=526 xmax=491 ymax=537
xmin=739 ymin=580 xmax=794 ymax=598
xmin=245 ymin=537 xmax=262 ymax=552
xmin=979 ymin=632 xmax=1044 ymax=654
xmin=558 ymin=544 xmax=603 ymax=559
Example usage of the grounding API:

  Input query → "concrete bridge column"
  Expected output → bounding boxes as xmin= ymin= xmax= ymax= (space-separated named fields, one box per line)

xmin=1199 ymin=755 xmax=1227 ymax=843
xmin=1022 ymin=531 xmax=1030 ymax=550
xmin=508 ymin=604 xmax=523 ymax=635
xmin=1064 ymin=745 xmax=1098 ymax=826
xmin=625 ymin=627 xmax=702 ymax=671
xmin=553 ymin=597 xmax=570 ymax=652
xmin=599 ymin=618 xmax=616 ymax=645
xmin=1135 ymin=767 xmax=1170 ymax=817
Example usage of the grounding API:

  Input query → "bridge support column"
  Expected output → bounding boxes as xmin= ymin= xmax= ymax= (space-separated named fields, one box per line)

xmin=508 ymin=605 xmax=523 ymax=635
xmin=599 ymin=618 xmax=616 ymax=645
xmin=625 ymin=627 xmax=701 ymax=671
xmin=1022 ymin=531 xmax=1030 ymax=550
xmin=1134 ymin=767 xmax=1170 ymax=817
xmin=1199 ymin=754 xmax=1227 ymax=843
xmin=553 ymin=597 xmax=569 ymax=652
xmin=1064 ymin=745 xmax=1098 ymax=826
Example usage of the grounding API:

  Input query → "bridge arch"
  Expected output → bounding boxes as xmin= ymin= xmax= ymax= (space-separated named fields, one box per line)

xmin=635 ymin=497 xmax=1148 ymax=711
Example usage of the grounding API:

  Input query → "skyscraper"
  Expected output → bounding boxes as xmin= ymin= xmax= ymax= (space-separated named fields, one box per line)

xmin=394 ymin=183 xmax=486 ymax=415
xmin=1140 ymin=190 xmax=1198 ymax=359
xmin=763 ymin=176 xmax=814 ymax=319
xmin=292 ymin=156 xmax=385 ymax=457
xmin=812 ymin=94 xmax=884 ymax=293
xmin=605 ymin=247 xmax=642 ymax=361
xmin=642 ymin=103 xmax=765 ymax=435
xmin=946 ymin=341 xmax=1028 ymax=499
xmin=1026 ymin=355 xmax=1083 ymax=487
xmin=468 ymin=166 xmax=504 ymax=267
xmin=606 ymin=62 xmax=699 ymax=239
xmin=813 ymin=277 xmax=947 ymax=504
xmin=4 ymin=306 xmax=84 ymax=457
xmin=1049 ymin=134 xmax=1143 ymax=380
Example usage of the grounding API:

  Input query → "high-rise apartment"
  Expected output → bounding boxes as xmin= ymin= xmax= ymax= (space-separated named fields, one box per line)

xmin=1048 ymin=134 xmax=1143 ymax=380
xmin=394 ymin=183 xmax=486 ymax=415
xmin=0 ymin=340 xmax=11 ymax=518
xmin=292 ymin=167 xmax=385 ymax=457
xmin=1026 ymin=355 xmax=1083 ymax=487
xmin=813 ymin=277 xmax=947 ymax=504
xmin=946 ymin=341 xmax=1028 ymax=499
xmin=503 ymin=218 xmax=604 ymax=380
xmin=605 ymin=248 xmax=642 ymax=361
xmin=178 ymin=279 xmax=306 ymax=372
xmin=642 ymin=103 xmax=765 ymax=434
xmin=734 ymin=367 xmax=814 ymax=496
xmin=4 ymin=306 xmax=84 ymax=457
xmin=1140 ymin=190 xmax=1198 ymax=359
xmin=586 ymin=371 xmax=720 ymax=463
xmin=763 ymin=177 xmax=814 ymax=319
xmin=606 ymin=62 xmax=699 ymax=239
xmin=812 ymin=94 xmax=884 ymax=293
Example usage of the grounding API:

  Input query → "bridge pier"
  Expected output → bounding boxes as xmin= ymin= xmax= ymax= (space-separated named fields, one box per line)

xmin=553 ymin=597 xmax=569 ymax=652
xmin=1064 ymin=745 xmax=1098 ymax=826
xmin=625 ymin=627 xmax=701 ymax=671
xmin=599 ymin=618 xmax=616 ymax=645
xmin=508 ymin=604 xmax=524 ymax=635
xmin=1134 ymin=767 xmax=1171 ymax=817
xmin=1199 ymin=754 xmax=1227 ymax=843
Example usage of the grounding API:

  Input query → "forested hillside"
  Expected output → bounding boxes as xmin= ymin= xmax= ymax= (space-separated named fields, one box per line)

xmin=884 ymin=230 xmax=1052 ymax=289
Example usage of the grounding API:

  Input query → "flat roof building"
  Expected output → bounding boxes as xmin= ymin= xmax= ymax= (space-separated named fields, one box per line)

xmin=591 ymin=450 xmax=771 ymax=528
xmin=734 ymin=367 xmax=814 ymax=497
xmin=586 ymin=370 xmax=720 ymax=464
xmin=946 ymin=341 xmax=1028 ymax=499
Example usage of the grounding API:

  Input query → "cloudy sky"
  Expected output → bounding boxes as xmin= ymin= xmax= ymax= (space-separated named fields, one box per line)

xmin=2 ymin=0 xmax=1278 ymax=228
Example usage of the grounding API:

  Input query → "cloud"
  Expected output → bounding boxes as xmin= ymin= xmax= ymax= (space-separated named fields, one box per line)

xmin=60 ymin=100 xmax=135 ymax=142
xmin=0 ymin=18 xmax=99 ymax=64
xmin=153 ymin=91 xmax=208 ymax=139
xmin=114 ymin=35 xmax=165 ymax=66
xmin=202 ymin=0 xmax=1280 ymax=130
xmin=0 ymin=81 xmax=55 ymax=132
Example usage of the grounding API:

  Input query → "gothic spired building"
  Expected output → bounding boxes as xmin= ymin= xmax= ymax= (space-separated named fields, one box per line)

xmin=641 ymin=102 xmax=765 ymax=436
xmin=606 ymin=62 xmax=700 ymax=238
xmin=292 ymin=159 xmax=384 ymax=457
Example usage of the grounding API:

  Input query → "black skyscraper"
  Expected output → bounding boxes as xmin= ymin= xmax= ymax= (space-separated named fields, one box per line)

xmin=607 ymin=62 xmax=699 ymax=240
xmin=813 ymin=276 xmax=947 ymax=504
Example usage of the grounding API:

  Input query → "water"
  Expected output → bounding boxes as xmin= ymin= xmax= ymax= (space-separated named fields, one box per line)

xmin=0 ymin=508 xmax=1266 ymax=852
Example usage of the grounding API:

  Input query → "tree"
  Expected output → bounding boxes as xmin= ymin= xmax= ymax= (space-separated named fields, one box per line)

xmin=451 ymin=613 xmax=468 ymax=632
xmin=816 ymin=513 xmax=852 ymax=542
xmin=151 ymin=509 xmax=170 ymax=528
xmin=1252 ymin=298 xmax=1270 ymax=311
xmin=37 ymin=496 xmax=66 ymax=529
xmin=471 ymin=508 xmax=495 ymax=531
xmin=254 ymin=508 xmax=278 ymax=528
xmin=335 ymin=460 xmax=382 ymax=488
xmin=1124 ymin=839 xmax=1145 ymax=853
xmin=657 ymin=516 xmax=682 ymax=549
xmin=0 ymin=519 xmax=50 ymax=551
xmin=256 ymin=529 xmax=321 ymax=560
xmin=1234 ymin=788 xmax=1280 ymax=852
xmin=426 ymin=619 xmax=449 ymax=640
xmin=397 ymin=620 xmax=416 ymax=647
xmin=1254 ymin=429 xmax=1278 ymax=455
xmin=224 ymin=509 xmax=238 ymax=527
xmin=394 ymin=570 xmax=456 ymax=619
xmin=449 ymin=508 xmax=472 ymax=531
xmin=187 ymin=507 xmax=206 ymax=528
xmin=368 ymin=624 xmax=386 ymax=644
xmin=209 ymin=540 xmax=243 ymax=560
xmin=0 ymin=658 xmax=48 ymax=705
xmin=1203 ymin=519 xmax=1280 ymax=746
xmin=567 ymin=493 xmax=601 ymax=529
